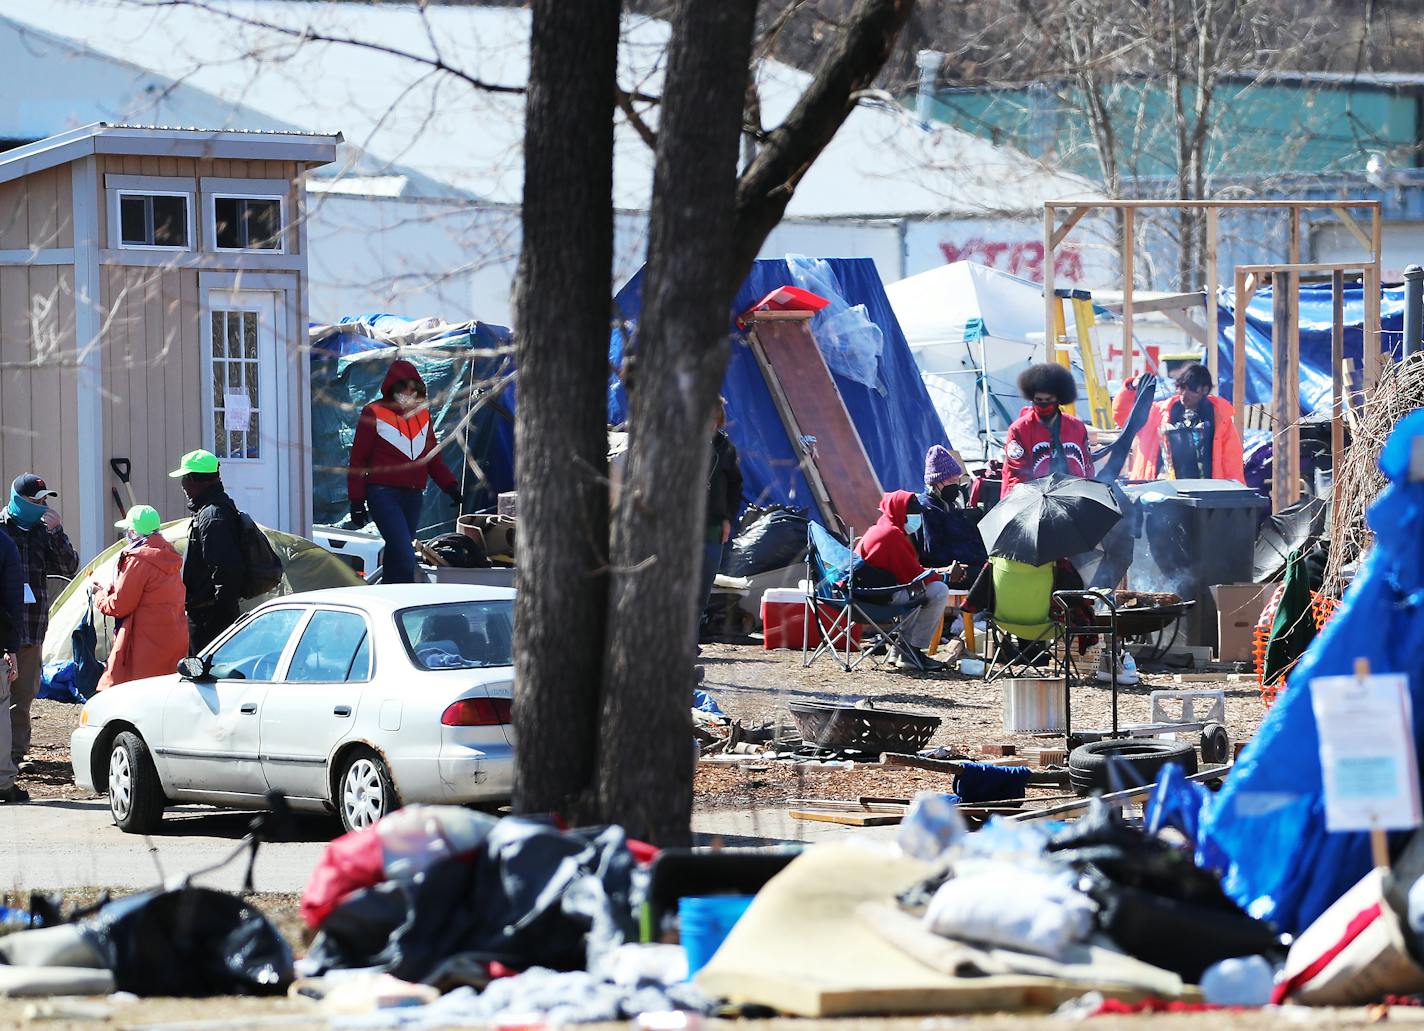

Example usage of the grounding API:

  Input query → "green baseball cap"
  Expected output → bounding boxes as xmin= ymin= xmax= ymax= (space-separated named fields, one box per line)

xmin=168 ymin=449 xmax=220 ymax=478
xmin=115 ymin=505 xmax=162 ymax=537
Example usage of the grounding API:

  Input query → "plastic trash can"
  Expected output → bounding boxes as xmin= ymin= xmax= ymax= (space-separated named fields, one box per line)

xmin=680 ymin=895 xmax=754 ymax=976
xmin=1125 ymin=479 xmax=1268 ymax=651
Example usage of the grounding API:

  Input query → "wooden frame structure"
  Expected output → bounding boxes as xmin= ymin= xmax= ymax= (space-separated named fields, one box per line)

xmin=1233 ymin=261 xmax=1360 ymax=511
xmin=1043 ymin=198 xmax=1383 ymax=388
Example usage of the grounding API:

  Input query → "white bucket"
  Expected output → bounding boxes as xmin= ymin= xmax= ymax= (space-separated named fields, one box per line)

xmin=1002 ymin=678 xmax=1066 ymax=734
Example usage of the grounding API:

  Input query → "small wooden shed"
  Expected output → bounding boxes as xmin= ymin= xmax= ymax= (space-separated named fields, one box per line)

xmin=0 ymin=123 xmax=339 ymax=559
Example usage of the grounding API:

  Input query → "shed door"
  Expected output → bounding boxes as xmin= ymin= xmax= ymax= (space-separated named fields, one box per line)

xmin=203 ymin=291 xmax=283 ymax=528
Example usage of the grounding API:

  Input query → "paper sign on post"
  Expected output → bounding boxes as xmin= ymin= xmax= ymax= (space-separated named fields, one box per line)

xmin=1311 ymin=672 xmax=1422 ymax=833
xmin=225 ymin=393 xmax=252 ymax=432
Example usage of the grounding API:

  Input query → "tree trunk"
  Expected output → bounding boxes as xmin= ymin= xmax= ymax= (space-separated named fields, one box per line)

xmin=599 ymin=0 xmax=761 ymax=847
xmin=512 ymin=0 xmax=620 ymax=820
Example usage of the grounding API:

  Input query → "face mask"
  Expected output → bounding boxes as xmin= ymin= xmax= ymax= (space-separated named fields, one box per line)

xmin=395 ymin=391 xmax=421 ymax=410
xmin=905 ymin=513 xmax=923 ymax=534
xmin=1033 ymin=401 xmax=1059 ymax=419
xmin=6 ymin=492 xmax=44 ymax=530
xmin=125 ymin=529 xmax=144 ymax=546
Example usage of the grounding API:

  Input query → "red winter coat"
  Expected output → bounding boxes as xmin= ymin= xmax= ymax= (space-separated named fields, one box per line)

xmin=855 ymin=490 xmax=934 ymax=586
xmin=1002 ymin=406 xmax=1094 ymax=496
xmin=94 ymin=534 xmax=188 ymax=691
xmin=347 ymin=359 xmax=458 ymax=504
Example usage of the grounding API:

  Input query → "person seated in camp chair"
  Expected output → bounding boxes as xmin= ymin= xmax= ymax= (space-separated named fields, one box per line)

xmin=854 ymin=490 xmax=951 ymax=672
xmin=914 ymin=445 xmax=987 ymax=578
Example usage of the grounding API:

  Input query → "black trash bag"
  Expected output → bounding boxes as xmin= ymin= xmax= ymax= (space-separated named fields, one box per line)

xmin=305 ymin=817 xmax=639 ymax=984
xmin=425 ymin=532 xmax=488 ymax=569
xmin=78 ymin=887 xmax=293 ymax=996
xmin=721 ymin=506 xmax=809 ymax=577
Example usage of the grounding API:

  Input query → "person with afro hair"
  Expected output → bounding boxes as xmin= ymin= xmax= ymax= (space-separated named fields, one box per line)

xmin=1002 ymin=362 xmax=1093 ymax=495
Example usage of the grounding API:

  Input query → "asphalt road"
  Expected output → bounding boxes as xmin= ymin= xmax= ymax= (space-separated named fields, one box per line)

xmin=1 ymin=799 xmax=899 ymax=893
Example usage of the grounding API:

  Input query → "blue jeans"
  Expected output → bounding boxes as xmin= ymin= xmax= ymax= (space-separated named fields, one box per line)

xmin=697 ymin=537 xmax=725 ymax=631
xmin=368 ymin=484 xmax=425 ymax=584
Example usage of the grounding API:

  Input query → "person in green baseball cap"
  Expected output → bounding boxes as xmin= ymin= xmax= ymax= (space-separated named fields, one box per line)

xmin=169 ymin=448 xmax=246 ymax=652
xmin=91 ymin=505 xmax=187 ymax=690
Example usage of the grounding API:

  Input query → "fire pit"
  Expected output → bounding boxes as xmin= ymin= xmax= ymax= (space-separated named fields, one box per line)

xmin=787 ymin=701 xmax=941 ymax=757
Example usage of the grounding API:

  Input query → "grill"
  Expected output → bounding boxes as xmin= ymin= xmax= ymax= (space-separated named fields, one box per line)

xmin=787 ymin=702 xmax=941 ymax=756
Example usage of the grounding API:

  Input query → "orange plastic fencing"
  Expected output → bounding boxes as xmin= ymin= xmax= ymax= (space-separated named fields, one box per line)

xmin=1256 ymin=589 xmax=1344 ymax=707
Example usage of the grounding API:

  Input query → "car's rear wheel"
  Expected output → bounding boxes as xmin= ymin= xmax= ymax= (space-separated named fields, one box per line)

xmin=337 ymin=748 xmax=397 ymax=833
xmin=109 ymin=731 xmax=165 ymax=834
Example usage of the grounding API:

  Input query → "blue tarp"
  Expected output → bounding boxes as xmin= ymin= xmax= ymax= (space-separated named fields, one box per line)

xmin=1217 ymin=282 xmax=1405 ymax=416
xmin=310 ymin=321 xmax=516 ymax=527
xmin=609 ymin=258 xmax=949 ymax=516
xmin=1201 ymin=410 xmax=1424 ymax=935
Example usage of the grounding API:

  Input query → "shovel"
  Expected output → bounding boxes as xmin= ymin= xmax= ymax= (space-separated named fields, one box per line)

xmin=110 ymin=458 xmax=137 ymax=510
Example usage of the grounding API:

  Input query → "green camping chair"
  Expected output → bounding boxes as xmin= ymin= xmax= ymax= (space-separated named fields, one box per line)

xmin=985 ymin=557 xmax=1067 ymax=682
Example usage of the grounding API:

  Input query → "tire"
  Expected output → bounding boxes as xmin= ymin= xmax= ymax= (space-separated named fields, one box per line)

xmin=1068 ymin=737 xmax=1198 ymax=797
xmin=1199 ymin=722 xmax=1231 ymax=766
xmin=336 ymin=748 xmax=399 ymax=834
xmin=108 ymin=731 xmax=166 ymax=834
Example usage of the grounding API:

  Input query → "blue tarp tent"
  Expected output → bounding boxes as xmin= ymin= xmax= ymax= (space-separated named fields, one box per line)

xmin=609 ymin=258 xmax=949 ymax=517
xmin=1202 ymin=411 xmax=1424 ymax=935
xmin=309 ymin=320 xmax=516 ymax=528
xmin=1217 ymin=282 xmax=1405 ymax=416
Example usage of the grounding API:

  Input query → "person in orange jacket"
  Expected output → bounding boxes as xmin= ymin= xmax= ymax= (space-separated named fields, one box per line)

xmin=1126 ymin=363 xmax=1245 ymax=483
xmin=91 ymin=505 xmax=188 ymax=690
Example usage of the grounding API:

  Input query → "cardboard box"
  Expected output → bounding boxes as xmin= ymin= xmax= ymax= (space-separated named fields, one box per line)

xmin=1210 ymin=582 xmax=1274 ymax=662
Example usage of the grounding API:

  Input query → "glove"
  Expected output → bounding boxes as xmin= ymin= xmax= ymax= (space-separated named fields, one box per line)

xmin=348 ymin=502 xmax=368 ymax=528
xmin=445 ymin=486 xmax=463 ymax=509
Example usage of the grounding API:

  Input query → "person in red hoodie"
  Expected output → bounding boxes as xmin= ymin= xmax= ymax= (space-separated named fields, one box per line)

xmin=854 ymin=490 xmax=951 ymax=671
xmin=348 ymin=359 xmax=462 ymax=584
xmin=1002 ymin=363 xmax=1093 ymax=496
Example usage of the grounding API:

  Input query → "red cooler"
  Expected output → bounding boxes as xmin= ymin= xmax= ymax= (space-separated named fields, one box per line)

xmin=761 ymin=587 xmax=860 ymax=650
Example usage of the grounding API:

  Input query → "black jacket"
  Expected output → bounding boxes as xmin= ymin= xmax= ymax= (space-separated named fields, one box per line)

xmin=706 ymin=431 xmax=744 ymax=530
xmin=0 ymin=528 xmax=22 ymax=654
xmin=183 ymin=483 xmax=246 ymax=611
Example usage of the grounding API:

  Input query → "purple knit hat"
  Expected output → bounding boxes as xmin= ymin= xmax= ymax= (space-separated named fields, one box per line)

xmin=924 ymin=445 xmax=964 ymax=485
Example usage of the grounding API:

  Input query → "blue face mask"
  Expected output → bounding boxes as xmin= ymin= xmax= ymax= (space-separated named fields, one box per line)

xmin=905 ymin=513 xmax=923 ymax=534
xmin=6 ymin=492 xmax=44 ymax=530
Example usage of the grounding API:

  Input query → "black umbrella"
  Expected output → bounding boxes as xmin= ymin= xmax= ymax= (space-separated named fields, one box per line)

xmin=979 ymin=474 xmax=1123 ymax=566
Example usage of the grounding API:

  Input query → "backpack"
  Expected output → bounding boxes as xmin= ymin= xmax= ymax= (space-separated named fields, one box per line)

xmin=232 ymin=509 xmax=284 ymax=598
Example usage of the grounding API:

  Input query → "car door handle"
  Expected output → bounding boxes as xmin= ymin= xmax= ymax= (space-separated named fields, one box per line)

xmin=333 ymin=705 xmax=352 ymax=718
xmin=240 ymin=702 xmax=258 ymax=714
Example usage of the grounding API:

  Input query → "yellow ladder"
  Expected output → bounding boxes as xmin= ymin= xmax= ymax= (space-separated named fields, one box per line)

xmin=1049 ymin=291 xmax=1078 ymax=418
xmin=1052 ymin=289 xmax=1112 ymax=428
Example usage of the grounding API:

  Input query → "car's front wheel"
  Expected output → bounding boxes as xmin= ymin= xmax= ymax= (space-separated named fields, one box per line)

xmin=109 ymin=731 xmax=166 ymax=834
xmin=336 ymin=748 xmax=397 ymax=833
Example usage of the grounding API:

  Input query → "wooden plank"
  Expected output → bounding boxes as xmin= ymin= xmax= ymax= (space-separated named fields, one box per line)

xmin=28 ymin=265 xmax=63 ymax=491
xmin=1205 ymin=208 xmax=1219 ymax=381
xmin=1288 ymin=206 xmax=1301 ymax=267
xmin=160 ymin=270 xmax=181 ymax=518
xmin=746 ymin=316 xmax=883 ymax=536
xmin=1233 ymin=266 xmax=1248 ymax=431
xmin=1272 ymin=270 xmax=1293 ymax=511
xmin=1286 ymin=272 xmax=1301 ymax=507
xmin=1236 ymin=261 xmax=1374 ymax=275
xmin=1042 ymin=204 xmax=1055 ymax=369
xmin=1012 ymin=765 xmax=1233 ymax=822
xmin=1331 ymin=269 xmax=1345 ymax=489
xmin=55 ymin=268 xmax=78 ymax=515
xmin=789 ymin=809 xmax=903 ymax=827
xmin=141 ymin=268 xmax=163 ymax=508
xmin=0 ymin=266 xmax=32 ymax=480
xmin=1331 ymin=206 xmax=1374 ymax=253
xmin=1121 ymin=207 xmax=1135 ymax=381
xmin=1368 ymin=206 xmax=1384 ymax=387
xmin=179 ymin=269 xmax=202 ymax=517
xmin=1045 ymin=198 xmax=1381 ymax=211
xmin=0 ymin=178 xmax=28 ymax=250
xmin=1049 ymin=205 xmax=1088 ymax=250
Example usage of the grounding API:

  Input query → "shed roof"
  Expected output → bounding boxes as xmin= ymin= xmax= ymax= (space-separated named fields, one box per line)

xmin=0 ymin=121 xmax=341 ymax=186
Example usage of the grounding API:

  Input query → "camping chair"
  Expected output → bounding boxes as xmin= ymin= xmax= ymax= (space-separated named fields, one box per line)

xmin=801 ymin=522 xmax=935 ymax=672
xmin=984 ymin=557 xmax=1068 ymax=683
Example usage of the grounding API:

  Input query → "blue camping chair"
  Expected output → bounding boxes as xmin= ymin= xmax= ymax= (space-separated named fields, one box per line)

xmin=802 ymin=522 xmax=934 ymax=672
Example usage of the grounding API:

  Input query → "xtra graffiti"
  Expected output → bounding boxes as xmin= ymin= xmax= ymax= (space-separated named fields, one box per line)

xmin=938 ymin=238 xmax=1083 ymax=282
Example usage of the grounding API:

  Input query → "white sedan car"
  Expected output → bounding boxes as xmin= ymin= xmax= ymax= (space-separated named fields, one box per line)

xmin=72 ymin=584 xmax=516 ymax=834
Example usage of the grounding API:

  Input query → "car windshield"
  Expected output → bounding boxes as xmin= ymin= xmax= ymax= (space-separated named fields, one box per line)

xmin=398 ymin=600 xmax=515 ymax=671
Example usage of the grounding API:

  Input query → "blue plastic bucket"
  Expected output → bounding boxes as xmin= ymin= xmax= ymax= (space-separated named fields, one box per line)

xmin=679 ymin=894 xmax=754 ymax=976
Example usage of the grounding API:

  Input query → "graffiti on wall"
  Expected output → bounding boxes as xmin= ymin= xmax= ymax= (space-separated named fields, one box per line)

xmin=937 ymin=238 xmax=1084 ymax=282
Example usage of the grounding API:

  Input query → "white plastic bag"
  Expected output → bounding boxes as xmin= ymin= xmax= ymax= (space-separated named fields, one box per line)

xmin=923 ymin=868 xmax=1095 ymax=958
xmin=785 ymin=254 xmax=884 ymax=389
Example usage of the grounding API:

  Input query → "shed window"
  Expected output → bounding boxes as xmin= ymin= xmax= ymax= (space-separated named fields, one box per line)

xmin=118 ymin=193 xmax=189 ymax=248
xmin=214 ymin=196 xmax=282 ymax=250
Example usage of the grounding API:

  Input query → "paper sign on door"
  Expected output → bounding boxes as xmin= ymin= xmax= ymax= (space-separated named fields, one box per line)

xmin=225 ymin=393 xmax=252 ymax=432
xmin=1311 ymin=672 xmax=1423 ymax=833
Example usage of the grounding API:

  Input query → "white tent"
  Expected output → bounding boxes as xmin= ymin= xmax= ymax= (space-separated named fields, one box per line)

xmin=886 ymin=262 xmax=1048 ymax=462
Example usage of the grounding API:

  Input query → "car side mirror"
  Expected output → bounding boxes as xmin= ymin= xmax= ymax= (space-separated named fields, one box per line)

xmin=177 ymin=656 xmax=213 ymax=681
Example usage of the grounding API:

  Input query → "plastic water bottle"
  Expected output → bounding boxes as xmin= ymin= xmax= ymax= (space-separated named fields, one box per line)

xmin=1201 ymin=955 xmax=1275 ymax=1006
xmin=1121 ymin=651 xmax=1137 ymax=682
